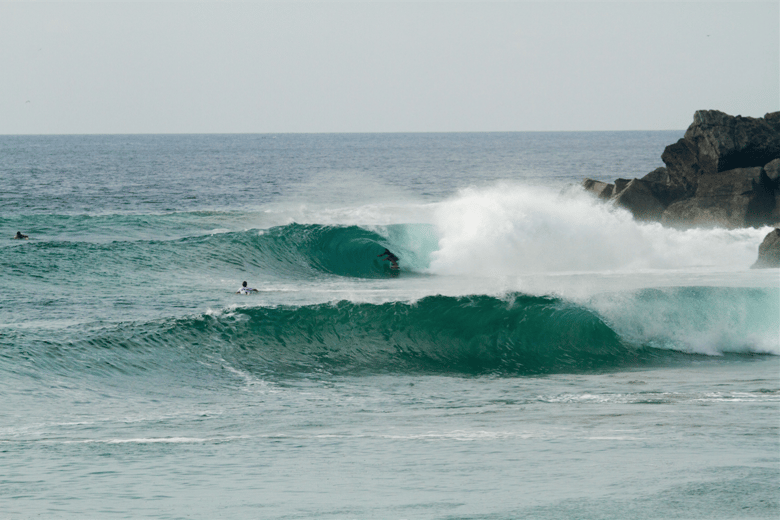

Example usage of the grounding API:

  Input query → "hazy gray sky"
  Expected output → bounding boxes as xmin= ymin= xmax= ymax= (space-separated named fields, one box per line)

xmin=1 ymin=1 xmax=777 ymax=134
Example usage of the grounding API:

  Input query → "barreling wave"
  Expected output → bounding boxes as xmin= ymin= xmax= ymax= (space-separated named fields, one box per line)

xmin=198 ymin=222 xmax=431 ymax=278
xmin=3 ymin=294 xmax=703 ymax=381
xmin=246 ymin=223 xmax=422 ymax=278
xmin=1 ymin=222 xmax=426 ymax=284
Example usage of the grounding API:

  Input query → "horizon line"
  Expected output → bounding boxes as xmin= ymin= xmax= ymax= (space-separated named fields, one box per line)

xmin=0 ymin=128 xmax=686 ymax=137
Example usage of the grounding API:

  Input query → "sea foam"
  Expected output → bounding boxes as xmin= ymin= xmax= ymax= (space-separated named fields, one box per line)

xmin=427 ymin=183 xmax=771 ymax=275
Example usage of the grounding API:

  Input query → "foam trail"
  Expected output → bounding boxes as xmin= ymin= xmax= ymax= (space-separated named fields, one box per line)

xmin=428 ymin=183 xmax=771 ymax=275
xmin=589 ymin=287 xmax=780 ymax=356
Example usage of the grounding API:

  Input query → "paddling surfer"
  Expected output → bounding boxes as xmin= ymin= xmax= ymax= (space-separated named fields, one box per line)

xmin=237 ymin=281 xmax=259 ymax=294
xmin=13 ymin=231 xmax=28 ymax=240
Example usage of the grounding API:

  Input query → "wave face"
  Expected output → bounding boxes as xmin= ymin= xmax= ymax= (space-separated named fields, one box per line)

xmin=189 ymin=222 xmax=435 ymax=279
xmin=251 ymin=223 xmax=415 ymax=278
xmin=5 ymin=294 xmax=698 ymax=380
xmin=214 ymin=294 xmax=641 ymax=376
xmin=10 ymin=286 xmax=774 ymax=382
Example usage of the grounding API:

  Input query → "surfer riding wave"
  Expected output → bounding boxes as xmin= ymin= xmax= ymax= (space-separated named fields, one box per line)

xmin=378 ymin=249 xmax=400 ymax=271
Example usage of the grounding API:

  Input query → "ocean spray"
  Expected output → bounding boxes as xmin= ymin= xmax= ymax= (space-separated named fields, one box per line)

xmin=427 ymin=183 xmax=771 ymax=275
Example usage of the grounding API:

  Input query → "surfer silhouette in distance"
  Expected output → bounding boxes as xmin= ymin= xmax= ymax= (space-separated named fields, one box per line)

xmin=378 ymin=248 xmax=400 ymax=271
xmin=14 ymin=231 xmax=28 ymax=240
xmin=237 ymin=281 xmax=259 ymax=294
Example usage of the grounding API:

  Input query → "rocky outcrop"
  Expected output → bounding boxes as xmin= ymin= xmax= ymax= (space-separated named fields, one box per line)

xmin=581 ymin=179 xmax=613 ymax=200
xmin=684 ymin=110 xmax=780 ymax=176
xmin=611 ymin=179 xmax=665 ymax=221
xmin=751 ymin=228 xmax=780 ymax=269
xmin=582 ymin=110 xmax=780 ymax=229
xmin=662 ymin=166 xmax=777 ymax=229
xmin=640 ymin=167 xmax=686 ymax=206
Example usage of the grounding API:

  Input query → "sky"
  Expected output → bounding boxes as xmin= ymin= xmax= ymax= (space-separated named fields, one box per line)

xmin=0 ymin=1 xmax=778 ymax=134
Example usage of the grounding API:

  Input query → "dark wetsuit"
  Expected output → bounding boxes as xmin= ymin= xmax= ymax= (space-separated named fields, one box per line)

xmin=378 ymin=249 xmax=400 ymax=270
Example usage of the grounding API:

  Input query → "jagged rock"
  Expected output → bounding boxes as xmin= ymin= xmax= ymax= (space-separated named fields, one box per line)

xmin=661 ymin=110 xmax=780 ymax=199
xmin=614 ymin=178 xmax=631 ymax=196
xmin=661 ymin=166 xmax=775 ymax=228
xmin=611 ymin=179 xmax=665 ymax=221
xmin=661 ymin=138 xmax=701 ymax=198
xmin=641 ymin=167 xmax=687 ymax=206
xmin=687 ymin=110 xmax=780 ymax=172
xmin=641 ymin=167 xmax=670 ymax=185
xmin=580 ymin=110 xmax=780 ymax=228
xmin=751 ymin=228 xmax=780 ymax=268
xmin=582 ymin=179 xmax=614 ymax=200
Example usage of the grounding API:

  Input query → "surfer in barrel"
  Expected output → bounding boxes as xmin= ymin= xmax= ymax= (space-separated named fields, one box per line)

xmin=237 ymin=281 xmax=259 ymax=294
xmin=378 ymin=248 xmax=400 ymax=271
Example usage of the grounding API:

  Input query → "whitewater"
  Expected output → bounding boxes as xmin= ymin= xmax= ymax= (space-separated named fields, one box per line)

xmin=1 ymin=132 xmax=778 ymax=519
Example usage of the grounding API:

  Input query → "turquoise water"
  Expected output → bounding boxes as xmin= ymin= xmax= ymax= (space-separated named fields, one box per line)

xmin=1 ymin=133 xmax=778 ymax=519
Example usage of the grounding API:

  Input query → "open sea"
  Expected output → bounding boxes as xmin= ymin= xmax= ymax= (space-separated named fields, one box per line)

xmin=1 ymin=132 xmax=778 ymax=519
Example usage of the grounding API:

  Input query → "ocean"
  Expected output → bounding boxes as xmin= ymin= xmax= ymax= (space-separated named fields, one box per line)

xmin=1 ymin=132 xmax=778 ymax=519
